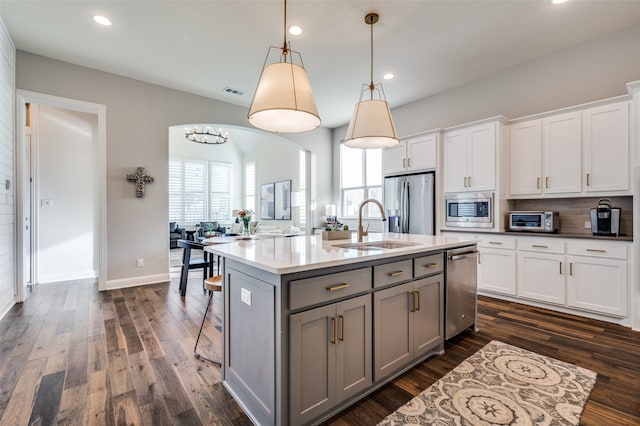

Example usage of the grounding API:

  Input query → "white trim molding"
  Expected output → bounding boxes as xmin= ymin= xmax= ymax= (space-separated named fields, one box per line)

xmin=105 ymin=273 xmax=171 ymax=291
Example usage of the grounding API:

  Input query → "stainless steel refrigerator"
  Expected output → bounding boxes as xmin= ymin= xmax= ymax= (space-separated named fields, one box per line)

xmin=384 ymin=172 xmax=435 ymax=235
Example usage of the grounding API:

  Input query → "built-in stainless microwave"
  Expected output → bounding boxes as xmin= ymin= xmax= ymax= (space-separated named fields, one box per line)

xmin=445 ymin=193 xmax=493 ymax=228
xmin=509 ymin=211 xmax=559 ymax=233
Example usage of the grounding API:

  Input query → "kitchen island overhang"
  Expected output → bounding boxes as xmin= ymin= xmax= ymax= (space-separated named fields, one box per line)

xmin=205 ymin=233 xmax=477 ymax=426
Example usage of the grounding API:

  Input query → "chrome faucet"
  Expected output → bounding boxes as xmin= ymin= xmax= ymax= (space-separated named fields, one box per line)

xmin=358 ymin=198 xmax=387 ymax=242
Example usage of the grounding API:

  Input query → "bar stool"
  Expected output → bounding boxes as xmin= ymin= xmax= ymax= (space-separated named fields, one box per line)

xmin=194 ymin=275 xmax=222 ymax=366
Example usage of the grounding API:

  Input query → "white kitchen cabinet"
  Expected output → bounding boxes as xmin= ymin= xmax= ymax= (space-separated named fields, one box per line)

xmin=566 ymin=240 xmax=628 ymax=318
xmin=509 ymin=120 xmax=542 ymax=195
xmin=477 ymin=236 xmax=516 ymax=296
xmin=543 ymin=112 xmax=582 ymax=194
xmin=517 ymin=251 xmax=565 ymax=306
xmin=373 ymin=274 xmax=443 ymax=381
xmin=289 ymin=294 xmax=372 ymax=425
xmin=509 ymin=112 xmax=581 ymax=196
xmin=444 ymin=122 xmax=496 ymax=193
xmin=583 ymin=102 xmax=630 ymax=192
xmin=384 ymin=133 xmax=438 ymax=175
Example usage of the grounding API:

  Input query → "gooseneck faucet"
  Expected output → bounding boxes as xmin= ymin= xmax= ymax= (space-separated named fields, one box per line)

xmin=358 ymin=198 xmax=387 ymax=242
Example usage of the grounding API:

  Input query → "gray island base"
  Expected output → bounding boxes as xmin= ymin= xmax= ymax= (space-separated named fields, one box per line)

xmin=205 ymin=233 xmax=477 ymax=426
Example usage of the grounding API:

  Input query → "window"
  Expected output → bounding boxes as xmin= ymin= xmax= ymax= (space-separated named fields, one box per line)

xmin=169 ymin=158 xmax=232 ymax=224
xmin=340 ymin=145 xmax=382 ymax=218
xmin=298 ymin=150 xmax=306 ymax=227
xmin=245 ymin=161 xmax=255 ymax=213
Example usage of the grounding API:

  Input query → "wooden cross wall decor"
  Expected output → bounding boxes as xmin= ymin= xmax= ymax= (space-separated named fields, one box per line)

xmin=126 ymin=167 xmax=154 ymax=198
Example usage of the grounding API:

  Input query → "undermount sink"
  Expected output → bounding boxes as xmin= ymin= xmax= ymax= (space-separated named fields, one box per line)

xmin=333 ymin=241 xmax=418 ymax=250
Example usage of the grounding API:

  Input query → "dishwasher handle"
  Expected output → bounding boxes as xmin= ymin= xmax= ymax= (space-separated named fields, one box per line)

xmin=448 ymin=251 xmax=478 ymax=261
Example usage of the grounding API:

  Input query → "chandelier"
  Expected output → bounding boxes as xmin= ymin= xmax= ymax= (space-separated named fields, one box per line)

xmin=185 ymin=126 xmax=228 ymax=145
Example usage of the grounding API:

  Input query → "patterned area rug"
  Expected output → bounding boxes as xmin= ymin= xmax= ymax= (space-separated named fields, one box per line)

xmin=379 ymin=340 xmax=597 ymax=426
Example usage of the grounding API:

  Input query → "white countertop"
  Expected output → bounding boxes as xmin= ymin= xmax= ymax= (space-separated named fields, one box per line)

xmin=203 ymin=233 xmax=476 ymax=274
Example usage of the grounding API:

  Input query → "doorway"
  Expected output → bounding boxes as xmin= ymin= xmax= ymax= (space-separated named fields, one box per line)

xmin=15 ymin=91 xmax=107 ymax=300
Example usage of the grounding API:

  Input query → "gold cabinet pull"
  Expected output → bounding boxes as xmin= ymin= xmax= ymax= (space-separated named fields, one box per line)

xmin=339 ymin=315 xmax=345 ymax=341
xmin=326 ymin=283 xmax=349 ymax=291
xmin=468 ymin=176 xmax=471 ymax=187
xmin=537 ymin=177 xmax=540 ymax=189
xmin=402 ymin=158 xmax=406 ymax=168
xmin=488 ymin=241 xmax=503 ymax=245
xmin=570 ymin=263 xmax=574 ymax=276
xmin=586 ymin=173 xmax=590 ymax=186
xmin=330 ymin=317 xmax=337 ymax=344
xmin=546 ymin=176 xmax=549 ymax=189
xmin=415 ymin=290 xmax=420 ymax=311
xmin=388 ymin=270 xmax=404 ymax=277
xmin=407 ymin=158 xmax=411 ymax=168
xmin=586 ymin=248 xmax=606 ymax=253
xmin=422 ymin=262 xmax=438 ymax=268
xmin=560 ymin=261 xmax=563 ymax=275
xmin=463 ymin=177 xmax=467 ymax=187
xmin=410 ymin=291 xmax=416 ymax=312
xmin=532 ymin=244 xmax=548 ymax=248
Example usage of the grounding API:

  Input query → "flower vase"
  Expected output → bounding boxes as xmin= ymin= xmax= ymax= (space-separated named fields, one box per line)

xmin=242 ymin=219 xmax=250 ymax=237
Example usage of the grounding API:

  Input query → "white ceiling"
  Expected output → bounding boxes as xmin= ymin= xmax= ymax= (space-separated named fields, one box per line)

xmin=2 ymin=1 xmax=640 ymax=129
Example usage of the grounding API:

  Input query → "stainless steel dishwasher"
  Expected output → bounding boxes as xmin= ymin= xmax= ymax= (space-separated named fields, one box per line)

xmin=445 ymin=245 xmax=478 ymax=339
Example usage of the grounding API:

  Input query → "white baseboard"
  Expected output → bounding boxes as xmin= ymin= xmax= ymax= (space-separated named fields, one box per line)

xmin=0 ymin=299 xmax=15 ymax=321
xmin=38 ymin=269 xmax=98 ymax=284
xmin=105 ymin=273 xmax=171 ymax=290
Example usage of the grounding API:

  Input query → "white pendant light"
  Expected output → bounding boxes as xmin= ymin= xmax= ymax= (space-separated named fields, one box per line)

xmin=248 ymin=0 xmax=320 ymax=133
xmin=344 ymin=12 xmax=399 ymax=149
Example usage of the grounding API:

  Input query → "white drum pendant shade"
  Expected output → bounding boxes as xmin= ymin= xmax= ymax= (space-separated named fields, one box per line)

xmin=248 ymin=61 xmax=320 ymax=133
xmin=344 ymin=99 xmax=399 ymax=149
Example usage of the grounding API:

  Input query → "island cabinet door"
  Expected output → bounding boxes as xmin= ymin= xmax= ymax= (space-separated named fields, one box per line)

xmin=373 ymin=282 xmax=413 ymax=381
xmin=412 ymin=275 xmax=444 ymax=359
xmin=289 ymin=294 xmax=372 ymax=425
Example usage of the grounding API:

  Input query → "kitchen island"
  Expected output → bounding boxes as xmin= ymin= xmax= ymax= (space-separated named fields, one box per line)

xmin=205 ymin=233 xmax=476 ymax=426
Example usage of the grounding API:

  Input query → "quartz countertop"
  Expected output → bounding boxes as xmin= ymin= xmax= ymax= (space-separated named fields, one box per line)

xmin=441 ymin=229 xmax=633 ymax=242
xmin=204 ymin=233 xmax=476 ymax=275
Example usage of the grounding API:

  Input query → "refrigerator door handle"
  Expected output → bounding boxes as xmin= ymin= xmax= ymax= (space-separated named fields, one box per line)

xmin=405 ymin=181 xmax=410 ymax=233
xmin=400 ymin=180 xmax=407 ymax=233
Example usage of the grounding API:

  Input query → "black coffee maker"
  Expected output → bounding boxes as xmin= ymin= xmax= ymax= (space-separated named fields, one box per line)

xmin=590 ymin=199 xmax=621 ymax=236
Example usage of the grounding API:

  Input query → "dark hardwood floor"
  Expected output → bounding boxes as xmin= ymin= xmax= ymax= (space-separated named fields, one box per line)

xmin=0 ymin=265 xmax=638 ymax=425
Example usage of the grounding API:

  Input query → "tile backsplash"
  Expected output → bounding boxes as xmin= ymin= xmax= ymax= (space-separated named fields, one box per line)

xmin=507 ymin=196 xmax=633 ymax=237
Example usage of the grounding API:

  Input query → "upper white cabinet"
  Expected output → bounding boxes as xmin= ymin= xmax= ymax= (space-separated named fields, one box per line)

xmin=509 ymin=101 xmax=630 ymax=197
xmin=583 ymin=102 xmax=630 ymax=192
xmin=444 ymin=122 xmax=496 ymax=193
xmin=383 ymin=133 xmax=437 ymax=175
xmin=509 ymin=112 xmax=582 ymax=196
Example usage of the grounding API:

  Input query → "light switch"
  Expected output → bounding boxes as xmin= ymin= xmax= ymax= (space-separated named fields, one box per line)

xmin=241 ymin=288 xmax=252 ymax=306
xmin=41 ymin=199 xmax=53 ymax=208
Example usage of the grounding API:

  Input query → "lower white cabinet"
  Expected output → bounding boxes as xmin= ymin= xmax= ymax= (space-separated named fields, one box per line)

xmin=373 ymin=274 xmax=443 ymax=381
xmin=289 ymin=294 xmax=372 ymax=425
xmin=517 ymin=251 xmax=565 ymax=305
xmin=566 ymin=255 xmax=627 ymax=317
xmin=477 ymin=237 xmax=517 ymax=296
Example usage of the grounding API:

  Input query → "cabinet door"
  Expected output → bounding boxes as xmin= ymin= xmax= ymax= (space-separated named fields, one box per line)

xmin=478 ymin=248 xmax=516 ymax=296
xmin=583 ymin=102 xmax=630 ymax=192
xmin=289 ymin=304 xmax=336 ymax=425
xmin=373 ymin=283 xmax=412 ymax=380
xmin=443 ymin=129 xmax=469 ymax=193
xmin=383 ymin=142 xmax=407 ymax=175
xmin=543 ymin=112 xmax=582 ymax=194
xmin=566 ymin=256 xmax=627 ymax=317
xmin=509 ymin=120 xmax=542 ymax=195
xmin=336 ymin=295 xmax=372 ymax=402
xmin=412 ymin=275 xmax=443 ymax=358
xmin=517 ymin=252 xmax=565 ymax=305
xmin=468 ymin=123 xmax=496 ymax=191
xmin=407 ymin=134 xmax=437 ymax=172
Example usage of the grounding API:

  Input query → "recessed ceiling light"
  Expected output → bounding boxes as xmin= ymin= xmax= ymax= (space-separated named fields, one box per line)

xmin=93 ymin=15 xmax=112 ymax=26
xmin=288 ymin=25 xmax=303 ymax=36
xmin=552 ymin=0 xmax=567 ymax=4
xmin=383 ymin=73 xmax=394 ymax=80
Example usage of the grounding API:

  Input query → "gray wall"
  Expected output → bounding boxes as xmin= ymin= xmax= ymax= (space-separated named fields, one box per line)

xmin=16 ymin=52 xmax=333 ymax=288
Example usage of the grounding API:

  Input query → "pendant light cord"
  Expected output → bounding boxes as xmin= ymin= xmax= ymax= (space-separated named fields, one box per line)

xmin=369 ymin=14 xmax=375 ymax=97
xmin=282 ymin=0 xmax=289 ymax=58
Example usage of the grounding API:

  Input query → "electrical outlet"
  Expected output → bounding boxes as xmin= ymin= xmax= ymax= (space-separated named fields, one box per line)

xmin=584 ymin=221 xmax=591 ymax=229
xmin=136 ymin=258 xmax=144 ymax=267
xmin=241 ymin=288 xmax=252 ymax=306
xmin=41 ymin=199 xmax=53 ymax=208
